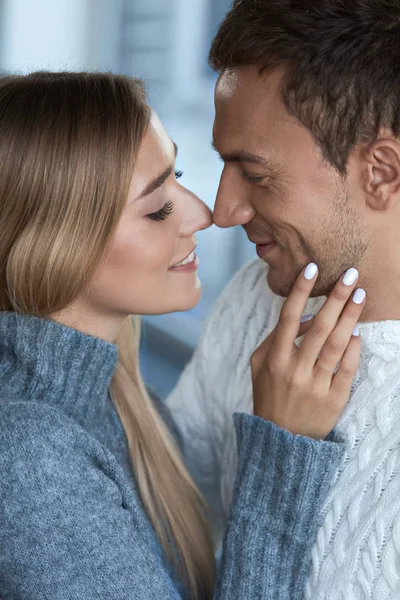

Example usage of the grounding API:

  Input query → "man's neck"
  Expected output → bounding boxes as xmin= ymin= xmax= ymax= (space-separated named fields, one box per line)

xmin=357 ymin=268 xmax=400 ymax=323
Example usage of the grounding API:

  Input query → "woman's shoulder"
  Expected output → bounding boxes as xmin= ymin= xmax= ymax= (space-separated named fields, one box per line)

xmin=0 ymin=397 xmax=93 ymax=442
xmin=0 ymin=399 xmax=125 ymax=486
xmin=0 ymin=398 xmax=139 ymax=530
xmin=0 ymin=398 xmax=179 ymax=599
xmin=0 ymin=396 xmax=71 ymax=433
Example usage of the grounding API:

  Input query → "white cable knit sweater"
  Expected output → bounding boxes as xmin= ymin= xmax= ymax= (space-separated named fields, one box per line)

xmin=166 ymin=259 xmax=400 ymax=599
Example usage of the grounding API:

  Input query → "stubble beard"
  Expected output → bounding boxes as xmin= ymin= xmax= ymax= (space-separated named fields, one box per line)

xmin=267 ymin=190 xmax=370 ymax=299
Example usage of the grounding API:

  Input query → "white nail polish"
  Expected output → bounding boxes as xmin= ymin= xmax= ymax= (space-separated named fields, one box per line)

xmin=343 ymin=267 xmax=359 ymax=286
xmin=352 ymin=324 xmax=360 ymax=337
xmin=304 ymin=263 xmax=318 ymax=280
xmin=353 ymin=288 xmax=366 ymax=305
xmin=300 ymin=313 xmax=314 ymax=323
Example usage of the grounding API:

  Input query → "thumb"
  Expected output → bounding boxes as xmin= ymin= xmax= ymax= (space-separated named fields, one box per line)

xmin=297 ymin=313 xmax=314 ymax=339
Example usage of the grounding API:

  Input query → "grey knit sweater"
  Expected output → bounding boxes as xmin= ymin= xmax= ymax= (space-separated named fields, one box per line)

xmin=0 ymin=312 xmax=344 ymax=599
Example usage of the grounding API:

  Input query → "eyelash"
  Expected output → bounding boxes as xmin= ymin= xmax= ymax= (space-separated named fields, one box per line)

xmin=146 ymin=171 xmax=182 ymax=222
xmin=147 ymin=201 xmax=174 ymax=222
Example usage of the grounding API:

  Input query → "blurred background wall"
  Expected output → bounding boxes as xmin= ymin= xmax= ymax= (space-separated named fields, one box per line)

xmin=0 ymin=0 xmax=256 ymax=397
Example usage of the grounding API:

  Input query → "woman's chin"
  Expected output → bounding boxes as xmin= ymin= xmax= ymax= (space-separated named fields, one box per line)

xmin=165 ymin=281 xmax=202 ymax=314
xmin=172 ymin=284 xmax=202 ymax=313
xmin=130 ymin=284 xmax=202 ymax=317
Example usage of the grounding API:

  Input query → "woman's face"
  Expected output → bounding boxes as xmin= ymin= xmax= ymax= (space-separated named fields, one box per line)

xmin=86 ymin=112 xmax=212 ymax=319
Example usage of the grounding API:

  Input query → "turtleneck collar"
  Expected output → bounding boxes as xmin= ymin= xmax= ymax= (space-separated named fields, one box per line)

xmin=0 ymin=311 xmax=119 ymax=414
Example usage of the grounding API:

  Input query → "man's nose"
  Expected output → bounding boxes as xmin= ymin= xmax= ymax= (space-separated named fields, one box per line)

xmin=213 ymin=175 xmax=255 ymax=229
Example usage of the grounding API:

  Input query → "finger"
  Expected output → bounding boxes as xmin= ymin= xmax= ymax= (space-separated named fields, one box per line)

xmin=250 ymin=322 xmax=280 ymax=382
xmin=296 ymin=314 xmax=315 ymax=338
xmin=299 ymin=267 xmax=361 ymax=366
xmin=251 ymin=313 xmax=314 ymax=378
xmin=257 ymin=311 xmax=314 ymax=356
xmin=313 ymin=288 xmax=366 ymax=378
xmin=273 ymin=263 xmax=319 ymax=361
xmin=330 ymin=332 xmax=362 ymax=398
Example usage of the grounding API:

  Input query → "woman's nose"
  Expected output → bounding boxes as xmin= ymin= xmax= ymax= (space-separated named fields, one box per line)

xmin=178 ymin=189 xmax=212 ymax=236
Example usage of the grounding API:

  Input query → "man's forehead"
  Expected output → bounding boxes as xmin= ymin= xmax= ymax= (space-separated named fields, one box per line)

xmin=215 ymin=67 xmax=286 ymax=130
xmin=212 ymin=119 xmax=269 ymax=155
xmin=217 ymin=66 xmax=283 ymax=100
xmin=214 ymin=68 xmax=307 ymax=158
xmin=215 ymin=70 xmax=240 ymax=101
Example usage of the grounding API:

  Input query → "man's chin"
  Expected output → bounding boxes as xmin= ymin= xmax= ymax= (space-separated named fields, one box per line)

xmin=266 ymin=265 xmax=332 ymax=299
xmin=266 ymin=269 xmax=296 ymax=298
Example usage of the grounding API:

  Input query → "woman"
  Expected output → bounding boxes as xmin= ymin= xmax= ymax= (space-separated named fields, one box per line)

xmin=0 ymin=71 xmax=365 ymax=599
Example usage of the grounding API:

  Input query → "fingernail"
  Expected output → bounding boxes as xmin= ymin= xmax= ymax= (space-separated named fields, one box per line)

xmin=343 ymin=267 xmax=359 ymax=286
xmin=304 ymin=263 xmax=318 ymax=280
xmin=352 ymin=324 xmax=360 ymax=337
xmin=300 ymin=313 xmax=314 ymax=323
xmin=352 ymin=288 xmax=366 ymax=304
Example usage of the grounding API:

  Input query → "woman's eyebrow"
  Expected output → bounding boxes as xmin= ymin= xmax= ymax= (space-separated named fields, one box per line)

xmin=138 ymin=142 xmax=178 ymax=199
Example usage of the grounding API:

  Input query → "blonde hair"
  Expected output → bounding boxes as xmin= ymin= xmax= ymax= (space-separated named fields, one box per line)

xmin=0 ymin=71 xmax=215 ymax=597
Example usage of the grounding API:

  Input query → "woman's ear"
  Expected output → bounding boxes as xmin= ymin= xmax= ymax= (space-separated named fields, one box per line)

xmin=362 ymin=140 xmax=400 ymax=211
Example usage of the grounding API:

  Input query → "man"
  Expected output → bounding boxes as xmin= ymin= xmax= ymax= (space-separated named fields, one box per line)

xmin=166 ymin=1 xmax=400 ymax=597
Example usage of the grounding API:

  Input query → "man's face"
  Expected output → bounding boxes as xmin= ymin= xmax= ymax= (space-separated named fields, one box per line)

xmin=212 ymin=66 xmax=370 ymax=297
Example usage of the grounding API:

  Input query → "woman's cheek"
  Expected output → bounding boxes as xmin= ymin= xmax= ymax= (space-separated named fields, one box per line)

xmin=132 ymin=221 xmax=181 ymax=277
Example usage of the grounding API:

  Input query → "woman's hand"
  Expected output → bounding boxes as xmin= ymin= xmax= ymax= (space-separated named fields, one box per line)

xmin=251 ymin=264 xmax=366 ymax=440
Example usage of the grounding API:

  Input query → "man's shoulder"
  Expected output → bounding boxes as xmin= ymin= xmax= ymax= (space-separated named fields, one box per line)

xmin=198 ymin=259 xmax=283 ymax=358
xmin=207 ymin=259 xmax=280 ymax=328
xmin=226 ymin=258 xmax=270 ymax=293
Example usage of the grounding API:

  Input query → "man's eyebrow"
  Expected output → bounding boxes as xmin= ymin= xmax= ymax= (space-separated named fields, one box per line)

xmin=138 ymin=142 xmax=178 ymax=199
xmin=211 ymin=139 xmax=268 ymax=165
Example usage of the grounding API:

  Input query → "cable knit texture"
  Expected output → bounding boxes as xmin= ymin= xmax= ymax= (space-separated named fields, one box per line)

xmin=0 ymin=311 xmax=344 ymax=599
xmin=166 ymin=259 xmax=400 ymax=599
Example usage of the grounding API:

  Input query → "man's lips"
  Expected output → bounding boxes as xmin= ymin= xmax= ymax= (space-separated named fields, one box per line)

xmin=245 ymin=232 xmax=279 ymax=259
xmin=256 ymin=242 xmax=278 ymax=259
xmin=247 ymin=237 xmax=275 ymax=246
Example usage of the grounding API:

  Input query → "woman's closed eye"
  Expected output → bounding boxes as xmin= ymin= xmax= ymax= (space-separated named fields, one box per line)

xmin=145 ymin=171 xmax=182 ymax=222
xmin=147 ymin=201 xmax=174 ymax=222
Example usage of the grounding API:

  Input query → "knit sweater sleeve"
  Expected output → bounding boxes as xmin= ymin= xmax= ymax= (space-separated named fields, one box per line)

xmin=0 ymin=403 xmax=344 ymax=599
xmin=215 ymin=414 xmax=345 ymax=599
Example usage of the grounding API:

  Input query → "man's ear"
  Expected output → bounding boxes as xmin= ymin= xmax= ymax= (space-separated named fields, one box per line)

xmin=361 ymin=139 xmax=400 ymax=211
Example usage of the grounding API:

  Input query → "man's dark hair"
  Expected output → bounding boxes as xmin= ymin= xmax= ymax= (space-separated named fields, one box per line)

xmin=209 ymin=0 xmax=400 ymax=174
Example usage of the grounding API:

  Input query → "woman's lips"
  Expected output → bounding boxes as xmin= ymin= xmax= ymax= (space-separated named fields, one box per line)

xmin=169 ymin=252 xmax=199 ymax=273
xmin=256 ymin=242 xmax=278 ymax=259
